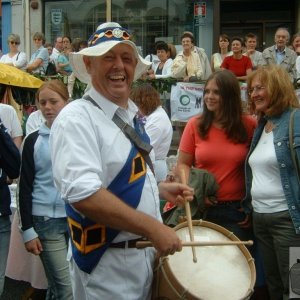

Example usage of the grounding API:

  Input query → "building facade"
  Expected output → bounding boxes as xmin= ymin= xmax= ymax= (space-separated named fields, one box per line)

xmin=1 ymin=0 xmax=300 ymax=59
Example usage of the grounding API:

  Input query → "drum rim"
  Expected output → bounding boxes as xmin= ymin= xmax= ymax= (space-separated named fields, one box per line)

xmin=155 ymin=220 xmax=256 ymax=300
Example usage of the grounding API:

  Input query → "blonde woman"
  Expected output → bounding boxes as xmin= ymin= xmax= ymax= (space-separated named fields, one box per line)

xmin=243 ymin=65 xmax=300 ymax=300
xmin=0 ymin=34 xmax=27 ymax=70
xmin=171 ymin=31 xmax=204 ymax=82
xmin=19 ymin=80 xmax=72 ymax=300
xmin=211 ymin=34 xmax=231 ymax=72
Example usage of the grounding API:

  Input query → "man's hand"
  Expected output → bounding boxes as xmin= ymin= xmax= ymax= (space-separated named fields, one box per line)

xmin=148 ymin=223 xmax=182 ymax=257
xmin=158 ymin=181 xmax=194 ymax=207
xmin=25 ymin=238 xmax=43 ymax=255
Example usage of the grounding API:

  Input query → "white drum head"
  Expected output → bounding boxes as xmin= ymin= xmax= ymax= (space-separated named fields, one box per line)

xmin=159 ymin=221 xmax=255 ymax=300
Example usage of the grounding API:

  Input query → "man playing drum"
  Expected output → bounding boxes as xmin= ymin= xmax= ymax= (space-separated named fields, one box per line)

xmin=50 ymin=22 xmax=193 ymax=300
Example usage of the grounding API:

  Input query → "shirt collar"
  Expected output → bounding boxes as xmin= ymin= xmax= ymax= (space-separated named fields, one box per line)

xmin=275 ymin=46 xmax=286 ymax=53
xmin=87 ymin=86 xmax=138 ymax=122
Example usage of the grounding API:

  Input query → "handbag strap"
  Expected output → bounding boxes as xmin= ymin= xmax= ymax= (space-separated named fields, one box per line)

xmin=289 ymin=109 xmax=300 ymax=184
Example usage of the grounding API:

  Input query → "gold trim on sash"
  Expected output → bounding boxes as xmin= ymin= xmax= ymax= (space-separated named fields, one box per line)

xmin=129 ymin=152 xmax=146 ymax=183
xmin=67 ymin=217 xmax=106 ymax=254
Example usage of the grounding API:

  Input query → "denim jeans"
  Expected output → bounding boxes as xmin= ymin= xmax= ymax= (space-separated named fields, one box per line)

xmin=33 ymin=216 xmax=73 ymax=300
xmin=253 ymin=211 xmax=300 ymax=300
xmin=204 ymin=201 xmax=253 ymax=241
xmin=0 ymin=216 xmax=11 ymax=296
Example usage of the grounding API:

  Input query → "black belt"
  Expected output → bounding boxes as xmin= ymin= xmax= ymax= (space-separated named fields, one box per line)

xmin=217 ymin=200 xmax=240 ymax=205
xmin=110 ymin=238 xmax=146 ymax=249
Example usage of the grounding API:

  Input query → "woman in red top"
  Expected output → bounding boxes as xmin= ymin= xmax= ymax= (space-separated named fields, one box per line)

xmin=221 ymin=36 xmax=253 ymax=81
xmin=177 ymin=70 xmax=256 ymax=240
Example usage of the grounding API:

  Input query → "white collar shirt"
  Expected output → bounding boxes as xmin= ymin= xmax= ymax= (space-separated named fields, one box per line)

xmin=145 ymin=106 xmax=172 ymax=160
xmin=50 ymin=86 xmax=161 ymax=242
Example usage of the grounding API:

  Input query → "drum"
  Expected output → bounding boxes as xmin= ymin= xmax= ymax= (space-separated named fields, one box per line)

xmin=152 ymin=220 xmax=256 ymax=300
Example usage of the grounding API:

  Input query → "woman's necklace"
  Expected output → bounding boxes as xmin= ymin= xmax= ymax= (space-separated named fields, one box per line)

xmin=265 ymin=121 xmax=275 ymax=133
xmin=158 ymin=61 xmax=165 ymax=69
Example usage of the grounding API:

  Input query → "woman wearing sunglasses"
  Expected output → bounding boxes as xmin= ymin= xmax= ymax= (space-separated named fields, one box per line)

xmin=26 ymin=32 xmax=49 ymax=75
xmin=0 ymin=34 xmax=27 ymax=70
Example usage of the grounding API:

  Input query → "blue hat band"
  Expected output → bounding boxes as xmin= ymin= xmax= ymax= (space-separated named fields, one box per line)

xmin=88 ymin=27 xmax=130 ymax=47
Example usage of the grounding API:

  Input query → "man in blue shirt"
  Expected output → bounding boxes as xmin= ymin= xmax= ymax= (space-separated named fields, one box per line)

xmin=259 ymin=27 xmax=297 ymax=82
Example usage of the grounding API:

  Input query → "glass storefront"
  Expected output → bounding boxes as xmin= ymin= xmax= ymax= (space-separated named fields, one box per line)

xmin=44 ymin=0 xmax=213 ymax=57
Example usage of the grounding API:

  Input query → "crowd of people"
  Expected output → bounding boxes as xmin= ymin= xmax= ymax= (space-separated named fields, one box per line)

xmin=0 ymin=22 xmax=299 ymax=300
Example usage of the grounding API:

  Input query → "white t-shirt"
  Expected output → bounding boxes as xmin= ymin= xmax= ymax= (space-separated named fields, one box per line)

xmin=0 ymin=52 xmax=27 ymax=70
xmin=0 ymin=103 xmax=23 ymax=138
xmin=249 ymin=130 xmax=288 ymax=213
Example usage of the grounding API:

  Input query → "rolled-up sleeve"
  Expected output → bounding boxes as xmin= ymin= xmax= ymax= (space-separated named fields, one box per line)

xmin=50 ymin=108 xmax=103 ymax=203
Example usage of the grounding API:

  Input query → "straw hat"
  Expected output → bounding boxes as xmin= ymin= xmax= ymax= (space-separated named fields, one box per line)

xmin=69 ymin=22 xmax=150 ymax=84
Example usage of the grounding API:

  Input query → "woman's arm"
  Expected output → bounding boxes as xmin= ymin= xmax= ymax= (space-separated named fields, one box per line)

xmin=211 ymin=54 xmax=215 ymax=73
xmin=18 ymin=133 xmax=38 ymax=240
xmin=171 ymin=54 xmax=187 ymax=79
xmin=0 ymin=121 xmax=20 ymax=179
xmin=237 ymin=67 xmax=252 ymax=81
xmin=14 ymin=52 xmax=27 ymax=69
xmin=176 ymin=151 xmax=194 ymax=183
xmin=26 ymin=48 xmax=48 ymax=73
xmin=26 ymin=57 xmax=43 ymax=73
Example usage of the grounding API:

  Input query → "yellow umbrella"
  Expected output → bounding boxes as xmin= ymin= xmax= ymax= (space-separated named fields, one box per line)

xmin=0 ymin=63 xmax=43 ymax=88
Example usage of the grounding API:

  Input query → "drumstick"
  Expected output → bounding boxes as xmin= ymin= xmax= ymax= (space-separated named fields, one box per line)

xmin=180 ymin=169 xmax=197 ymax=263
xmin=136 ymin=240 xmax=254 ymax=249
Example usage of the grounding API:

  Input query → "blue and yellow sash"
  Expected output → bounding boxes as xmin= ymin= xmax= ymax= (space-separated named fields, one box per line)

xmin=66 ymin=117 xmax=151 ymax=273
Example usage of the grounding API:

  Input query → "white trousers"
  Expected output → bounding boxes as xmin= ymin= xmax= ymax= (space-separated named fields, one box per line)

xmin=70 ymin=246 xmax=156 ymax=300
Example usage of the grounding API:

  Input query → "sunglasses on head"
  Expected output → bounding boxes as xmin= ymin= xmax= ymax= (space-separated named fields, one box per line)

xmin=10 ymin=41 xmax=19 ymax=45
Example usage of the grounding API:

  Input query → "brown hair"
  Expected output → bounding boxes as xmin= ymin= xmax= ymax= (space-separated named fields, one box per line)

xmin=44 ymin=42 xmax=53 ymax=49
xmin=167 ymin=43 xmax=177 ymax=59
xmin=219 ymin=34 xmax=230 ymax=42
xmin=245 ymin=33 xmax=257 ymax=42
xmin=231 ymin=36 xmax=243 ymax=46
xmin=130 ymin=84 xmax=161 ymax=115
xmin=198 ymin=70 xmax=247 ymax=143
xmin=247 ymin=65 xmax=299 ymax=118
xmin=291 ymin=33 xmax=300 ymax=49
xmin=33 ymin=32 xmax=45 ymax=44
xmin=7 ymin=33 xmax=21 ymax=45
xmin=181 ymin=31 xmax=195 ymax=44
xmin=36 ymin=80 xmax=69 ymax=103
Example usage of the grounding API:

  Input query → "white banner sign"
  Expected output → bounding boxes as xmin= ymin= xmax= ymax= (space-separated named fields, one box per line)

xmin=170 ymin=82 xmax=204 ymax=122
xmin=170 ymin=82 xmax=249 ymax=122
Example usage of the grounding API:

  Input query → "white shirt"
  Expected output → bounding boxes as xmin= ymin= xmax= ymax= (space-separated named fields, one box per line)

xmin=50 ymin=87 xmax=161 ymax=243
xmin=243 ymin=50 xmax=262 ymax=68
xmin=0 ymin=103 xmax=23 ymax=138
xmin=151 ymin=58 xmax=173 ymax=79
xmin=50 ymin=47 xmax=60 ymax=64
xmin=26 ymin=110 xmax=45 ymax=135
xmin=145 ymin=106 xmax=172 ymax=160
xmin=0 ymin=52 xmax=27 ymax=70
xmin=296 ymin=56 xmax=300 ymax=79
xmin=249 ymin=130 xmax=287 ymax=213
xmin=145 ymin=106 xmax=173 ymax=182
